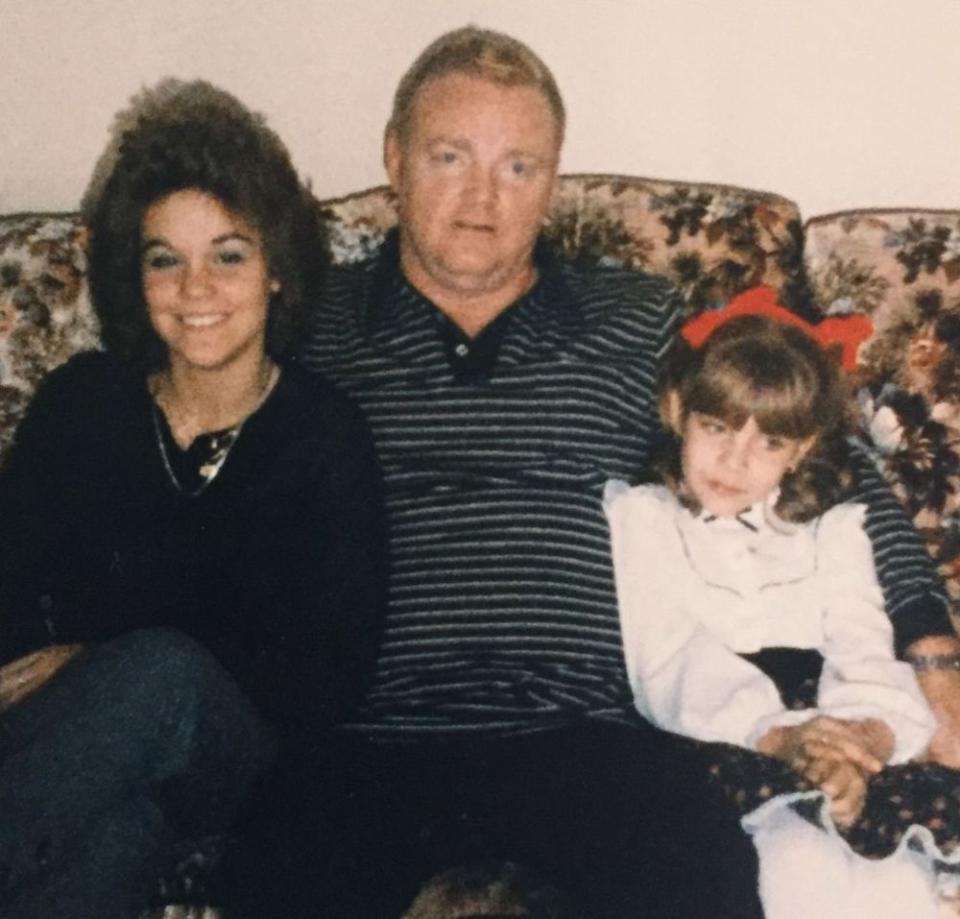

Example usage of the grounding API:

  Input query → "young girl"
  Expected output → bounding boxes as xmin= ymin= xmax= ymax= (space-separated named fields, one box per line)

xmin=604 ymin=291 xmax=960 ymax=919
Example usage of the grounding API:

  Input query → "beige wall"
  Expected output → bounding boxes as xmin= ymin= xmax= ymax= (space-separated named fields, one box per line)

xmin=3 ymin=0 xmax=960 ymax=218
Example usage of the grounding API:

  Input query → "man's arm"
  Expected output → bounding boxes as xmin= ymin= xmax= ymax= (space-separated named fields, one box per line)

xmin=847 ymin=441 xmax=954 ymax=650
xmin=905 ymin=635 xmax=960 ymax=767
xmin=846 ymin=441 xmax=960 ymax=765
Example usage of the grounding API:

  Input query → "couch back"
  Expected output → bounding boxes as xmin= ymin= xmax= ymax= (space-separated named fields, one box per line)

xmin=2 ymin=175 xmax=959 ymax=620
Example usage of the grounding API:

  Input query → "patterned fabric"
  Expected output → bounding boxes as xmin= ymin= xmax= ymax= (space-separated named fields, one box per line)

xmin=705 ymin=742 xmax=960 ymax=860
xmin=805 ymin=210 xmax=960 ymax=621
xmin=0 ymin=214 xmax=99 ymax=460
xmin=699 ymin=649 xmax=960 ymax=861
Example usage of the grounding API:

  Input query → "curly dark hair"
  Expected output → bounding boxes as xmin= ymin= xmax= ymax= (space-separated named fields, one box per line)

xmin=81 ymin=78 xmax=323 ymax=371
xmin=656 ymin=313 xmax=855 ymax=523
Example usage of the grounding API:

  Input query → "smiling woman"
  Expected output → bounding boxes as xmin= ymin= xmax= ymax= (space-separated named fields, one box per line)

xmin=0 ymin=79 xmax=387 ymax=918
xmin=141 ymin=190 xmax=274 ymax=375
xmin=140 ymin=190 xmax=278 ymax=448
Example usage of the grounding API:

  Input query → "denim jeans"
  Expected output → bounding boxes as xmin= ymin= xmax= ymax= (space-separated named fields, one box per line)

xmin=0 ymin=628 xmax=274 ymax=919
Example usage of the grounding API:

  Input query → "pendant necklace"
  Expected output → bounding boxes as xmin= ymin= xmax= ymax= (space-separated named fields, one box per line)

xmin=151 ymin=363 xmax=279 ymax=497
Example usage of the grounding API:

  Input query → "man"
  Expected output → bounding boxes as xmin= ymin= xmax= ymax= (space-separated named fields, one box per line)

xmin=301 ymin=25 xmax=960 ymax=919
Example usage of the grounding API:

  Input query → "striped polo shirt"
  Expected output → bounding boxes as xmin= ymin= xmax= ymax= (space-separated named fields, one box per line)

xmin=300 ymin=235 xmax=952 ymax=738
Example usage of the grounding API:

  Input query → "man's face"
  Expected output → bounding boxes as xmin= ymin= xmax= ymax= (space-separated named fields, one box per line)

xmin=386 ymin=71 xmax=560 ymax=304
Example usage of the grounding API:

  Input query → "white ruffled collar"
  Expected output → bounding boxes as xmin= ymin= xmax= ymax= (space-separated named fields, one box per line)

xmin=692 ymin=489 xmax=798 ymax=536
xmin=675 ymin=490 xmax=817 ymax=596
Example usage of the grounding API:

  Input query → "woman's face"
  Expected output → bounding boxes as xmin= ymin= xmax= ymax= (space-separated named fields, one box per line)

xmin=141 ymin=189 xmax=277 ymax=375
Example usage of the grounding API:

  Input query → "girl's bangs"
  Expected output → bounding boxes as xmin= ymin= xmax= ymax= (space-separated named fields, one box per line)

xmin=687 ymin=354 xmax=820 ymax=439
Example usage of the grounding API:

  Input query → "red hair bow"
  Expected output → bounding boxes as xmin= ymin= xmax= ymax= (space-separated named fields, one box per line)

xmin=680 ymin=286 xmax=873 ymax=373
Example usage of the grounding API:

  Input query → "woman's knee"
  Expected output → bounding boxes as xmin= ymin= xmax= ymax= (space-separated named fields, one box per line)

xmin=102 ymin=628 xmax=231 ymax=700
xmin=107 ymin=627 xmax=211 ymax=672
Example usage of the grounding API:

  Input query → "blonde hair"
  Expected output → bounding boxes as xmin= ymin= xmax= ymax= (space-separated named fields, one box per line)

xmin=387 ymin=25 xmax=565 ymax=146
xmin=659 ymin=314 xmax=854 ymax=522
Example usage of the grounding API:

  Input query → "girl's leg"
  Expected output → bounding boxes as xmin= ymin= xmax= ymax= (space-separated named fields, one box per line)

xmin=752 ymin=807 xmax=853 ymax=919
xmin=846 ymin=845 xmax=940 ymax=919
xmin=843 ymin=762 xmax=960 ymax=858
xmin=752 ymin=804 xmax=940 ymax=919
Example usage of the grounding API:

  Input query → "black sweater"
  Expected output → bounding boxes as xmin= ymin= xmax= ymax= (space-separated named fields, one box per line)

xmin=0 ymin=351 xmax=387 ymax=740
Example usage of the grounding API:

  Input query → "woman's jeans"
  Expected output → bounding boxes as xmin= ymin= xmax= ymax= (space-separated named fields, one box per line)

xmin=0 ymin=628 xmax=274 ymax=919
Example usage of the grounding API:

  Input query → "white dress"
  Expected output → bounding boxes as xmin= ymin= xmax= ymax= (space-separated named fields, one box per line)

xmin=604 ymin=482 xmax=954 ymax=919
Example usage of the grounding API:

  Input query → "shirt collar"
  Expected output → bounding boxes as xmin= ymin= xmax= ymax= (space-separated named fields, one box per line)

xmin=363 ymin=229 xmax=583 ymax=373
xmin=677 ymin=490 xmax=816 ymax=595
xmin=694 ymin=489 xmax=799 ymax=536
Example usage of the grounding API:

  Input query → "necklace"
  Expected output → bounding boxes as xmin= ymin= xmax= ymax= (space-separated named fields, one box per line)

xmin=151 ymin=363 xmax=279 ymax=497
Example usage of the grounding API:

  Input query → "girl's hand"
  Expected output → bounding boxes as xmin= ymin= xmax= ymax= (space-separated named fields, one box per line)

xmin=801 ymin=755 xmax=868 ymax=828
xmin=758 ymin=716 xmax=890 ymax=775
xmin=847 ymin=718 xmax=895 ymax=765
xmin=795 ymin=717 xmax=894 ymax=774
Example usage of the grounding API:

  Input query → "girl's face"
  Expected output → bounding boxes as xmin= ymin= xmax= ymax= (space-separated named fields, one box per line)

xmin=678 ymin=409 xmax=815 ymax=517
xmin=141 ymin=189 xmax=277 ymax=376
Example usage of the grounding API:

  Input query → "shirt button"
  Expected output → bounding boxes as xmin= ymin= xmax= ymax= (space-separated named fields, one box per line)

xmin=454 ymin=343 xmax=469 ymax=358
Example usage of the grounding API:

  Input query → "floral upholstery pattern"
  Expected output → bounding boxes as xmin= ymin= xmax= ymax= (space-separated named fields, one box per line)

xmin=0 ymin=213 xmax=99 ymax=459
xmin=806 ymin=210 xmax=960 ymax=619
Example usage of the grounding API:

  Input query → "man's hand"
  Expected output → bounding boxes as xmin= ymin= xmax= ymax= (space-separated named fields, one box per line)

xmin=907 ymin=635 xmax=960 ymax=768
xmin=758 ymin=715 xmax=890 ymax=776
xmin=757 ymin=715 xmax=889 ymax=829
xmin=801 ymin=755 xmax=868 ymax=828
xmin=0 ymin=645 xmax=84 ymax=711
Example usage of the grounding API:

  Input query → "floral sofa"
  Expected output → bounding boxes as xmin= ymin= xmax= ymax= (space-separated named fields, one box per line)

xmin=2 ymin=175 xmax=960 ymax=917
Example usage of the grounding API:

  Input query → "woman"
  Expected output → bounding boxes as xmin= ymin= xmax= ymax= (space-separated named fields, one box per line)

xmin=0 ymin=79 xmax=386 ymax=918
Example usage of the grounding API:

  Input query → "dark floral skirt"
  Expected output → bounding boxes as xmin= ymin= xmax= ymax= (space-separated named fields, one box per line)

xmin=702 ymin=740 xmax=960 ymax=859
xmin=697 ymin=648 xmax=960 ymax=861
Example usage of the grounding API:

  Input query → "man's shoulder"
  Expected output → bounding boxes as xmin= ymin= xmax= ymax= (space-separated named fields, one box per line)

xmin=317 ymin=255 xmax=381 ymax=312
xmin=555 ymin=259 xmax=680 ymax=326
xmin=559 ymin=259 xmax=677 ymax=299
xmin=303 ymin=255 xmax=383 ymax=362
xmin=544 ymin=258 xmax=681 ymax=357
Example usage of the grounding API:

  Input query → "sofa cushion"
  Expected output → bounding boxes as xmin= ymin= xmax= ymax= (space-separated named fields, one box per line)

xmin=806 ymin=209 xmax=960 ymax=614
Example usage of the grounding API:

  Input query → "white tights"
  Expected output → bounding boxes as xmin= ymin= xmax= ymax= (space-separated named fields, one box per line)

xmin=750 ymin=807 xmax=941 ymax=919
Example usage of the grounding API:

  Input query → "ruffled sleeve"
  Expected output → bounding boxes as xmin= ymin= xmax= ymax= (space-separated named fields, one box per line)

xmin=811 ymin=504 xmax=935 ymax=762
